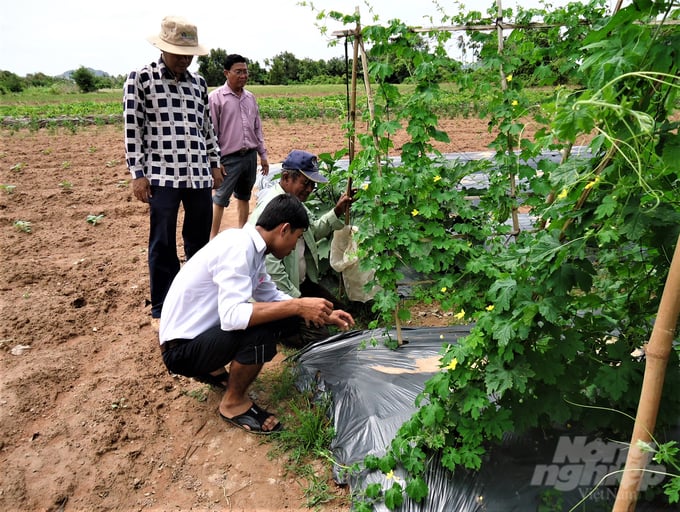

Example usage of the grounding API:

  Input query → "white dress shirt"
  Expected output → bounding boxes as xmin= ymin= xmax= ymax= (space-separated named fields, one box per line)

xmin=159 ymin=224 xmax=291 ymax=343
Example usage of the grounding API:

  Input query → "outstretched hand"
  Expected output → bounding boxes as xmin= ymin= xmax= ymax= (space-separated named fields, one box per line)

xmin=327 ymin=309 xmax=355 ymax=331
xmin=296 ymin=298 xmax=355 ymax=330
xmin=297 ymin=297 xmax=334 ymax=328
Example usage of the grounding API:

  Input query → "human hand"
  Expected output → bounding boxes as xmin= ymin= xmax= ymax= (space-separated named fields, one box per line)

xmin=132 ymin=177 xmax=152 ymax=203
xmin=212 ymin=165 xmax=225 ymax=189
xmin=260 ymin=158 xmax=270 ymax=176
xmin=333 ymin=192 xmax=354 ymax=217
xmin=297 ymin=297 xmax=334 ymax=328
xmin=327 ymin=310 xmax=355 ymax=331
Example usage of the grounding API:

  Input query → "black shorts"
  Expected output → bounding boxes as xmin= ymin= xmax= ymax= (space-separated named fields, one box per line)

xmin=161 ymin=318 xmax=297 ymax=377
xmin=212 ymin=150 xmax=257 ymax=207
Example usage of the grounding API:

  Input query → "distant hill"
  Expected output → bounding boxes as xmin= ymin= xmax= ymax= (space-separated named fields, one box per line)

xmin=58 ymin=68 xmax=110 ymax=79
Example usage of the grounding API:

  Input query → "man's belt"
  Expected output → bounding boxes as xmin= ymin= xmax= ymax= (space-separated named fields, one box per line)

xmin=224 ymin=148 xmax=256 ymax=158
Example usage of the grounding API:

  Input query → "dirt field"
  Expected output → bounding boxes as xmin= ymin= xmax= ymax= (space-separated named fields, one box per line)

xmin=0 ymin=117 xmax=498 ymax=511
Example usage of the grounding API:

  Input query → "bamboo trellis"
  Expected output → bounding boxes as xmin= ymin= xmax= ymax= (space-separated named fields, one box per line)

xmin=333 ymin=4 xmax=680 ymax=508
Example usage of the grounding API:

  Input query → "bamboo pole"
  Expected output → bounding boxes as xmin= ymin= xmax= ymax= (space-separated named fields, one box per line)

xmin=495 ymin=0 xmax=520 ymax=235
xmin=612 ymin=235 xmax=680 ymax=511
xmin=344 ymin=10 xmax=362 ymax=227
xmin=348 ymin=8 xmax=360 ymax=163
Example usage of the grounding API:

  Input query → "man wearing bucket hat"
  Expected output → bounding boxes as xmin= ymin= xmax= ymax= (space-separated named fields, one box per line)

xmin=249 ymin=150 xmax=353 ymax=347
xmin=124 ymin=16 xmax=223 ymax=332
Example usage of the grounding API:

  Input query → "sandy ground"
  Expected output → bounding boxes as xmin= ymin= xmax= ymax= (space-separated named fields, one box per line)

xmin=0 ymin=117 xmax=498 ymax=511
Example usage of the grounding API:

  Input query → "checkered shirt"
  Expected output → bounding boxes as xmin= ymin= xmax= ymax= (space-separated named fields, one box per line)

xmin=123 ymin=59 xmax=221 ymax=188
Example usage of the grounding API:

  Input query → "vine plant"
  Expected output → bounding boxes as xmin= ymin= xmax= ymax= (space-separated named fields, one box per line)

xmin=321 ymin=0 xmax=680 ymax=509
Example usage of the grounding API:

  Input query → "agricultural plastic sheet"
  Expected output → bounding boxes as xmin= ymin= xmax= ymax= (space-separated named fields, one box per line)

xmin=293 ymin=327 xmax=678 ymax=511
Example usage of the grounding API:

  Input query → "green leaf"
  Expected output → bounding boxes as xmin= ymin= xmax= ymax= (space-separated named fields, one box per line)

xmin=488 ymin=278 xmax=517 ymax=312
xmin=405 ymin=477 xmax=429 ymax=502
xmin=595 ymin=194 xmax=618 ymax=219
xmin=364 ymin=483 xmax=382 ymax=499
xmin=384 ymin=483 xmax=404 ymax=509
xmin=493 ymin=322 xmax=516 ymax=347
xmin=420 ymin=403 xmax=445 ymax=428
xmin=660 ymin=132 xmax=680 ymax=169
xmin=485 ymin=359 xmax=514 ymax=396
xmin=664 ymin=475 xmax=680 ymax=503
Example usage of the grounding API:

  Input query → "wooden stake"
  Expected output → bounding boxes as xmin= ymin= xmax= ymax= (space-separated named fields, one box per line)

xmin=348 ymin=8 xmax=360 ymax=163
xmin=613 ymin=235 xmax=680 ymax=511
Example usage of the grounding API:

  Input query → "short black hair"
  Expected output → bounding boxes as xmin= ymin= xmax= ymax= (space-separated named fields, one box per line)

xmin=224 ymin=54 xmax=248 ymax=70
xmin=256 ymin=194 xmax=309 ymax=231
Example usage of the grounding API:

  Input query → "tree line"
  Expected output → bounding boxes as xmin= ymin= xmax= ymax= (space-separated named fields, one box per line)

xmin=0 ymin=44 xmax=461 ymax=94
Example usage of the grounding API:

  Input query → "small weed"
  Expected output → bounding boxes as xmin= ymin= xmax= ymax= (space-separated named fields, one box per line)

xmin=1 ymin=184 xmax=16 ymax=194
xmin=88 ymin=146 xmax=97 ymax=153
xmin=22 ymin=292 xmax=30 ymax=299
xmin=61 ymin=161 xmax=71 ymax=170
xmin=106 ymin=159 xmax=120 ymax=168
xmin=252 ymin=359 xmax=346 ymax=507
xmin=275 ymin=395 xmax=344 ymax=506
xmin=300 ymin=467 xmax=336 ymax=507
xmin=41 ymin=148 xmax=52 ymax=155
xmin=10 ymin=162 xmax=25 ymax=172
xmin=86 ymin=214 xmax=105 ymax=225
xmin=116 ymin=179 xmax=129 ymax=188
xmin=59 ymin=180 xmax=73 ymax=191
xmin=0 ymin=151 xmax=6 ymax=158
xmin=13 ymin=220 xmax=32 ymax=233
xmin=185 ymin=387 xmax=209 ymax=403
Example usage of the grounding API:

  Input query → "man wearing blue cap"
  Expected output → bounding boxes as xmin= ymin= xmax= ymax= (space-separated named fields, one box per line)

xmin=249 ymin=150 xmax=353 ymax=347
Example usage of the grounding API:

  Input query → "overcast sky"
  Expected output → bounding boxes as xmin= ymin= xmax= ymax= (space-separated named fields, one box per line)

xmin=1 ymin=0 xmax=622 ymax=77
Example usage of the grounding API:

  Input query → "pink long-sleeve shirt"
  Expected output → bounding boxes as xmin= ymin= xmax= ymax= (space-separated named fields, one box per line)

xmin=208 ymin=82 xmax=268 ymax=160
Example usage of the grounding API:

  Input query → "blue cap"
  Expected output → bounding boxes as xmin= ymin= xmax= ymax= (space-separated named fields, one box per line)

xmin=281 ymin=150 xmax=328 ymax=183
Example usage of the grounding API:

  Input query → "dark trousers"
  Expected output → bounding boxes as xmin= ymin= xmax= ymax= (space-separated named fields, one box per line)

xmin=148 ymin=186 xmax=212 ymax=318
xmin=162 ymin=318 xmax=298 ymax=377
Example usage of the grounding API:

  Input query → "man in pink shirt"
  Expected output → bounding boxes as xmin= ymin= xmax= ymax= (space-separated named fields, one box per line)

xmin=208 ymin=54 xmax=269 ymax=236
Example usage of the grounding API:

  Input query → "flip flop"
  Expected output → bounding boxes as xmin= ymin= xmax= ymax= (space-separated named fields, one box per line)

xmin=194 ymin=370 xmax=229 ymax=389
xmin=219 ymin=402 xmax=283 ymax=435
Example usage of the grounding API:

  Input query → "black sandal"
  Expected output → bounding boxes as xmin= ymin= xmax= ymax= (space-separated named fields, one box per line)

xmin=194 ymin=370 xmax=229 ymax=389
xmin=219 ymin=402 xmax=283 ymax=435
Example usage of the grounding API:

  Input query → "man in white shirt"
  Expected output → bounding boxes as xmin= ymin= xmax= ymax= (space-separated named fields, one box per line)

xmin=159 ymin=194 xmax=354 ymax=434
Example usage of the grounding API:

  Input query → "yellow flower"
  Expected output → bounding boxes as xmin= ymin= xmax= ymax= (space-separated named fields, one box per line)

xmin=441 ymin=287 xmax=447 ymax=293
xmin=584 ymin=176 xmax=601 ymax=190
xmin=362 ymin=183 xmax=369 ymax=191
xmin=445 ymin=358 xmax=458 ymax=371
xmin=557 ymin=188 xmax=568 ymax=200
xmin=511 ymin=100 xmax=518 ymax=106
xmin=411 ymin=208 xmax=419 ymax=217
xmin=454 ymin=309 xmax=465 ymax=321
xmin=433 ymin=175 xmax=441 ymax=182
xmin=485 ymin=304 xmax=494 ymax=311
xmin=386 ymin=469 xmax=395 ymax=480
xmin=506 ymin=74 xmax=513 ymax=82
xmin=439 ymin=334 xmax=445 ymax=339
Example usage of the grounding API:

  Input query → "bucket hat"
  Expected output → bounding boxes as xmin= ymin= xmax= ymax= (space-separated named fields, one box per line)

xmin=147 ymin=16 xmax=209 ymax=56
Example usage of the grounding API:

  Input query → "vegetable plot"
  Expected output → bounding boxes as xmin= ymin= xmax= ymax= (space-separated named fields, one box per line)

xmin=321 ymin=0 xmax=680 ymax=508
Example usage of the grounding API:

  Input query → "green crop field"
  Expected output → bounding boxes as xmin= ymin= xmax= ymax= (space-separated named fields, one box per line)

xmin=0 ymin=82 xmax=554 ymax=127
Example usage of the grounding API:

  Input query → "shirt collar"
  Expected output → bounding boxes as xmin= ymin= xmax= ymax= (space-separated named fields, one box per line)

xmin=158 ymin=56 xmax=193 ymax=82
xmin=224 ymin=81 xmax=246 ymax=96
xmin=243 ymin=223 xmax=266 ymax=254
